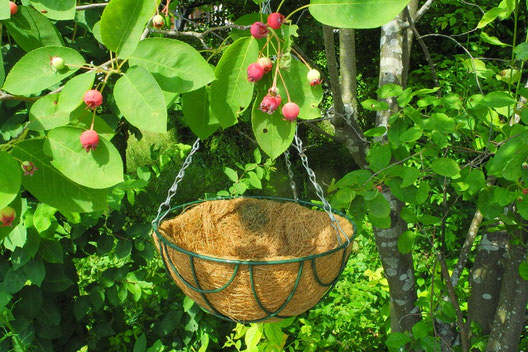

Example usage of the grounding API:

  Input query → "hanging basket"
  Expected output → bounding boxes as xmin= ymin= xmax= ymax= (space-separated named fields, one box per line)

xmin=152 ymin=196 xmax=355 ymax=323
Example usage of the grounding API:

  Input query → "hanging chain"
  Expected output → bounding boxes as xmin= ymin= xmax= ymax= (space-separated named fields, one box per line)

xmin=283 ymin=149 xmax=298 ymax=202
xmin=291 ymin=127 xmax=348 ymax=244
xmin=261 ymin=0 xmax=272 ymax=14
xmin=153 ymin=138 xmax=201 ymax=225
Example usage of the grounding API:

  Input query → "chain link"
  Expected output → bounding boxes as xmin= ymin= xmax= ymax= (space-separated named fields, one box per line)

xmin=291 ymin=127 xmax=349 ymax=244
xmin=283 ymin=149 xmax=298 ymax=202
xmin=261 ymin=0 xmax=272 ymax=14
xmin=153 ymin=138 xmax=201 ymax=225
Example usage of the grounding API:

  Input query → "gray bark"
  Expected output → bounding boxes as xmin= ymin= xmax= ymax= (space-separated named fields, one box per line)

xmin=339 ymin=29 xmax=358 ymax=110
xmin=485 ymin=233 xmax=528 ymax=352
xmin=467 ymin=231 xmax=508 ymax=336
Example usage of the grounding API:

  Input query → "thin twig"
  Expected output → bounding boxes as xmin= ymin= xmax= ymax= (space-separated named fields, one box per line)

xmin=414 ymin=0 xmax=436 ymax=23
xmin=76 ymin=3 xmax=108 ymax=10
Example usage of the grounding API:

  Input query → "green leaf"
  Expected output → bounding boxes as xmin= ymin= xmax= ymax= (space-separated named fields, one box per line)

xmin=377 ymin=83 xmax=403 ymax=99
xmin=430 ymin=113 xmax=455 ymax=133
xmin=4 ymin=6 xmax=64 ymax=52
xmin=0 ymin=152 xmax=21 ymax=210
xmin=252 ymin=96 xmax=295 ymax=160
xmin=210 ymin=37 xmax=259 ymax=128
xmin=114 ymin=66 xmax=167 ymax=133
xmin=33 ymin=203 xmax=56 ymax=233
xmin=0 ymin=46 xmax=5 ymax=86
xmin=100 ymin=0 xmax=157 ymax=59
xmin=364 ymin=126 xmax=387 ymax=137
xmin=516 ymin=198 xmax=528 ymax=220
xmin=366 ymin=193 xmax=390 ymax=218
xmin=514 ymin=42 xmax=528 ymax=60
xmin=115 ymin=239 xmax=132 ymax=259
xmin=309 ymin=0 xmax=410 ymax=29
xmin=3 ymin=46 xmax=84 ymax=95
xmin=519 ymin=261 xmax=528 ymax=280
xmin=90 ymin=286 xmax=105 ymax=310
xmin=183 ymin=86 xmax=219 ymax=140
xmin=4 ymin=268 xmax=26 ymax=294
xmin=11 ymin=139 xmax=107 ymax=213
xmin=45 ymin=126 xmax=124 ymax=189
xmin=134 ymin=334 xmax=147 ymax=352
xmin=39 ymin=239 xmax=63 ymax=263
xmin=248 ymin=171 xmax=262 ymax=189
xmin=397 ymin=231 xmax=415 ymax=254
xmin=386 ymin=332 xmax=410 ymax=349
xmin=224 ymin=167 xmax=238 ymax=182
xmin=28 ymin=93 xmax=69 ymax=131
xmin=23 ymin=256 xmax=45 ymax=287
xmin=0 ymin=0 xmax=9 ymax=20
xmin=57 ymin=71 xmax=96 ymax=113
xmin=28 ymin=0 xmax=76 ymax=20
xmin=399 ymin=126 xmax=423 ymax=142
xmin=129 ymin=38 xmax=216 ymax=94
xmin=488 ymin=135 xmax=527 ymax=181
xmin=74 ymin=296 xmax=90 ymax=321
xmin=245 ymin=325 xmax=263 ymax=349
xmin=431 ymin=158 xmax=460 ymax=178
xmin=466 ymin=170 xmax=485 ymax=195
xmin=264 ymin=323 xmax=284 ymax=346
xmin=481 ymin=91 xmax=516 ymax=108
xmin=480 ymin=32 xmax=510 ymax=47
xmin=401 ymin=167 xmax=420 ymax=188
xmin=361 ymin=98 xmax=389 ymax=111
xmin=477 ymin=7 xmax=506 ymax=28
xmin=19 ymin=285 xmax=42 ymax=319
xmin=366 ymin=143 xmax=391 ymax=172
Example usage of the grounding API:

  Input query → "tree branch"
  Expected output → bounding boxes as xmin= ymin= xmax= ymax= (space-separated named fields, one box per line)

xmin=0 ymin=91 xmax=38 ymax=102
xmin=76 ymin=3 xmax=108 ymax=11
xmin=413 ymin=0 xmax=435 ymax=23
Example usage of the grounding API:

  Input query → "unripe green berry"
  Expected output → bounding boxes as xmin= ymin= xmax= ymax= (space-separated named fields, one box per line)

xmin=51 ymin=56 xmax=65 ymax=70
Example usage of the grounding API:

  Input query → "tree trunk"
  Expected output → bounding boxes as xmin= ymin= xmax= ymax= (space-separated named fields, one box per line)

xmin=485 ymin=233 xmax=528 ymax=352
xmin=467 ymin=231 xmax=508 ymax=336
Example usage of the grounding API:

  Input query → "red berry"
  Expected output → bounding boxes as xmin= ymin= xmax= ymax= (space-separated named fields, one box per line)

xmin=258 ymin=57 xmax=273 ymax=73
xmin=80 ymin=130 xmax=99 ymax=152
xmin=247 ymin=63 xmax=264 ymax=82
xmin=9 ymin=2 xmax=17 ymax=15
xmin=307 ymin=69 xmax=322 ymax=86
xmin=250 ymin=22 xmax=269 ymax=39
xmin=376 ymin=185 xmax=383 ymax=192
xmin=152 ymin=14 xmax=164 ymax=29
xmin=0 ymin=206 xmax=15 ymax=227
xmin=83 ymin=90 xmax=103 ymax=110
xmin=21 ymin=161 xmax=38 ymax=176
xmin=259 ymin=94 xmax=281 ymax=115
xmin=523 ymin=189 xmax=528 ymax=195
xmin=267 ymin=12 xmax=285 ymax=30
xmin=282 ymin=102 xmax=300 ymax=122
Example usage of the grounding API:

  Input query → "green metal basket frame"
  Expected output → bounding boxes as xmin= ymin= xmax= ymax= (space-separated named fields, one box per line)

xmin=152 ymin=195 xmax=356 ymax=324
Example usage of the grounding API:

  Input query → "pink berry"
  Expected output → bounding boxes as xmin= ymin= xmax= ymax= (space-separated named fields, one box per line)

xmin=250 ymin=22 xmax=269 ymax=39
xmin=258 ymin=57 xmax=273 ymax=73
xmin=523 ymin=189 xmax=528 ymax=195
xmin=21 ymin=161 xmax=38 ymax=176
xmin=152 ymin=14 xmax=164 ymax=29
xmin=259 ymin=94 xmax=282 ymax=115
xmin=267 ymin=13 xmax=285 ymax=30
xmin=247 ymin=63 xmax=264 ymax=82
xmin=83 ymin=90 xmax=103 ymax=110
xmin=9 ymin=2 xmax=17 ymax=15
xmin=376 ymin=185 xmax=383 ymax=192
xmin=307 ymin=69 xmax=322 ymax=86
xmin=282 ymin=102 xmax=300 ymax=121
xmin=80 ymin=130 xmax=99 ymax=152
xmin=0 ymin=206 xmax=15 ymax=227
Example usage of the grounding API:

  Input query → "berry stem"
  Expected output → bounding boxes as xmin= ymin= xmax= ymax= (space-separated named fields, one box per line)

xmin=277 ymin=0 xmax=286 ymax=12
xmin=154 ymin=0 xmax=159 ymax=15
xmin=90 ymin=109 xmax=96 ymax=130
xmin=276 ymin=64 xmax=291 ymax=103
xmin=290 ymin=46 xmax=311 ymax=70
xmin=284 ymin=4 xmax=311 ymax=22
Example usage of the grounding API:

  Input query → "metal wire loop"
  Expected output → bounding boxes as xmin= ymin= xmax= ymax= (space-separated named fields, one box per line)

xmin=283 ymin=149 xmax=298 ymax=202
xmin=153 ymin=138 xmax=201 ymax=225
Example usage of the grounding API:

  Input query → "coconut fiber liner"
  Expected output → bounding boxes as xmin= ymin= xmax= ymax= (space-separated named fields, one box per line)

xmin=155 ymin=198 xmax=354 ymax=322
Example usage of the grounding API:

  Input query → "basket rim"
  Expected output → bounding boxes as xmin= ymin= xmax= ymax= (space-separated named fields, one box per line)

xmin=152 ymin=195 xmax=356 ymax=265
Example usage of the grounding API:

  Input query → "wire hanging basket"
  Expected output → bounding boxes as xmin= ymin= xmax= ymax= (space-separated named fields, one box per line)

xmin=152 ymin=131 xmax=356 ymax=323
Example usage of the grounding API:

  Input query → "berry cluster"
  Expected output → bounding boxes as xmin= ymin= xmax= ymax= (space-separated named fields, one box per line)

xmin=246 ymin=12 xmax=322 ymax=122
xmin=80 ymin=89 xmax=103 ymax=152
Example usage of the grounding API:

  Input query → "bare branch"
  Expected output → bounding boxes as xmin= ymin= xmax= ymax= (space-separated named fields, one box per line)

xmin=154 ymin=24 xmax=249 ymax=40
xmin=76 ymin=3 xmax=108 ymax=11
xmin=413 ymin=0 xmax=435 ymax=23
xmin=0 ymin=91 xmax=38 ymax=102
xmin=450 ymin=209 xmax=483 ymax=287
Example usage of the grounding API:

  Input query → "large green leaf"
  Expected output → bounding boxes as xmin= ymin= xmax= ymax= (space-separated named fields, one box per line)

xmin=3 ymin=46 xmax=84 ymax=95
xmin=58 ymin=71 xmax=96 ymax=113
xmin=10 ymin=139 xmax=107 ymax=213
xmin=309 ymin=0 xmax=410 ymax=29
xmin=28 ymin=93 xmax=70 ymax=131
xmin=114 ymin=66 xmax=167 ymax=133
xmin=100 ymin=0 xmax=157 ymax=59
xmin=274 ymin=59 xmax=323 ymax=120
xmin=0 ymin=152 xmax=22 ymax=209
xmin=129 ymin=38 xmax=216 ymax=94
xmin=431 ymin=158 xmax=460 ymax=178
xmin=210 ymin=37 xmax=259 ymax=128
xmin=251 ymin=95 xmax=295 ymax=160
xmin=4 ymin=6 xmax=64 ymax=52
xmin=0 ymin=0 xmax=9 ymax=20
xmin=488 ymin=134 xmax=528 ymax=181
xmin=182 ymin=86 xmax=219 ymax=139
xmin=29 ymin=0 xmax=76 ymax=20
xmin=44 ymin=126 xmax=124 ymax=189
